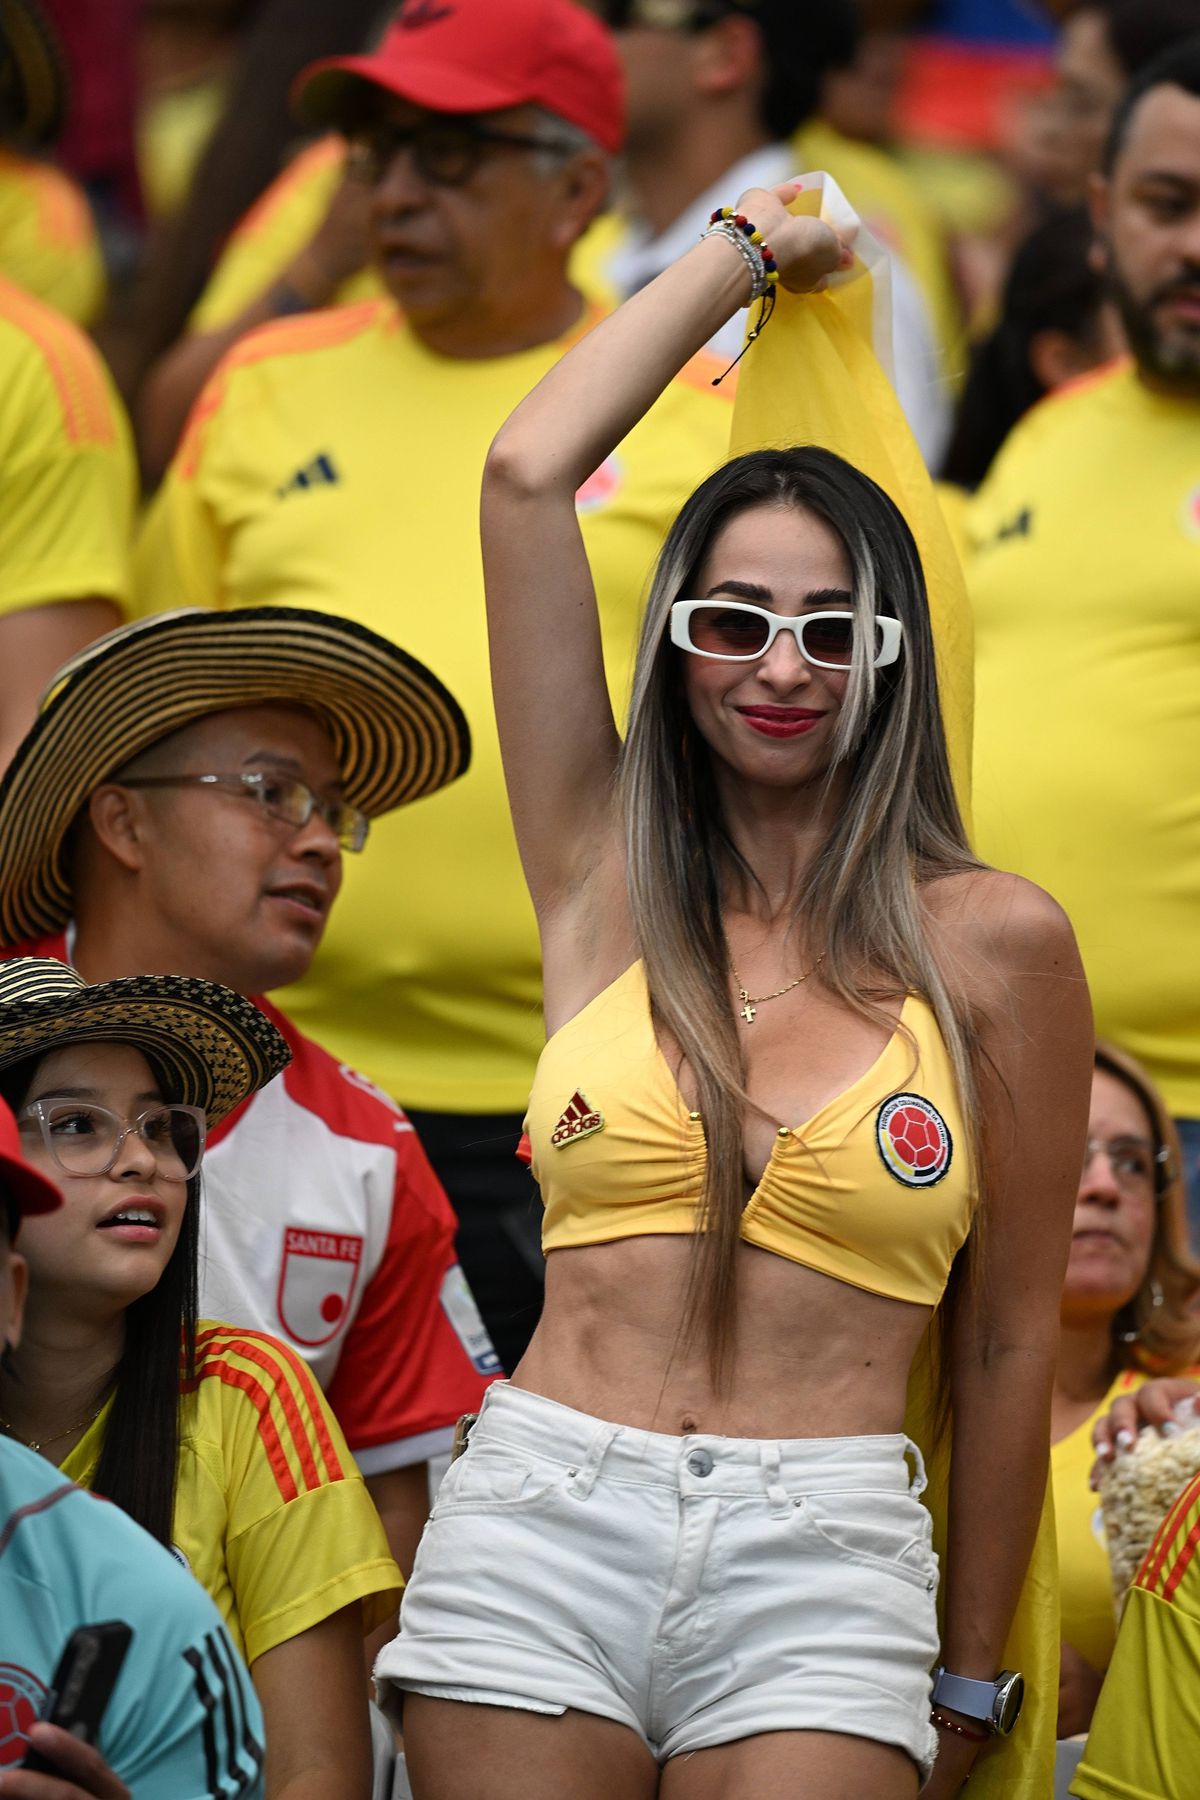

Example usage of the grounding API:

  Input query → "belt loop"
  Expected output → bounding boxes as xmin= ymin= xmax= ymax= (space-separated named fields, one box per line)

xmin=904 ymin=1436 xmax=928 ymax=1499
xmin=760 ymin=1441 xmax=790 ymax=1516
xmin=568 ymin=1421 xmax=619 ymax=1500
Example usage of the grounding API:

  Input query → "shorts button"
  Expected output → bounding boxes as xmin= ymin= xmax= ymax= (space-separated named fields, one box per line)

xmin=687 ymin=1449 xmax=714 ymax=1477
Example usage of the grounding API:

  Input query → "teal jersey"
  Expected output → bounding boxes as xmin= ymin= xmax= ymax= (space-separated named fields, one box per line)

xmin=0 ymin=1439 xmax=264 ymax=1796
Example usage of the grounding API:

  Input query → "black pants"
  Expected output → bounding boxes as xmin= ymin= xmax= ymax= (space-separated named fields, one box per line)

xmin=403 ymin=1108 xmax=544 ymax=1378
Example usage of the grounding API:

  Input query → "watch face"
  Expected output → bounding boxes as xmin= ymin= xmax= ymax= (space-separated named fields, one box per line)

xmin=994 ymin=1673 xmax=1025 ymax=1735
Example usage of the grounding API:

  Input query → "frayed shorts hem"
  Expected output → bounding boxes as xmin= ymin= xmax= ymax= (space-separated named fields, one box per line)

xmin=391 ymin=1679 xmax=937 ymax=1778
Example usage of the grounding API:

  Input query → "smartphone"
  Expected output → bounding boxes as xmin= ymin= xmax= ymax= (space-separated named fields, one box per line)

xmin=20 ymin=1622 xmax=133 ymax=1773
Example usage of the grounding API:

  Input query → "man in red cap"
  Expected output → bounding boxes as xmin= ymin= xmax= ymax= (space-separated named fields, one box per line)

xmin=133 ymin=0 xmax=735 ymax=1378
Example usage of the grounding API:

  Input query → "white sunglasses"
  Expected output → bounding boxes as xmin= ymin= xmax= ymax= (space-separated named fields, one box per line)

xmin=669 ymin=601 xmax=903 ymax=669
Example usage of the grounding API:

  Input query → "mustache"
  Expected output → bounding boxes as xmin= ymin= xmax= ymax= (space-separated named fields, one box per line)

xmin=1148 ymin=268 xmax=1200 ymax=306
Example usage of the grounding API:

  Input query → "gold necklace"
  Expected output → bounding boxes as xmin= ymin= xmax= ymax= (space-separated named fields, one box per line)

xmin=732 ymin=953 xmax=826 ymax=1024
xmin=0 ymin=1387 xmax=112 ymax=1454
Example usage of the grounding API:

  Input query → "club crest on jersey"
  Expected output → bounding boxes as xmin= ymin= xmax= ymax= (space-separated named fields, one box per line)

xmin=0 ymin=1665 xmax=46 ymax=1766
xmin=551 ymin=1090 xmax=604 ymax=1146
xmin=876 ymin=1094 xmax=952 ymax=1187
xmin=277 ymin=1228 xmax=364 ymax=1346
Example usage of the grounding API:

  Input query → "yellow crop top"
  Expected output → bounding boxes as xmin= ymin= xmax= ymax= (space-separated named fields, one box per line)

xmin=527 ymin=963 xmax=975 ymax=1307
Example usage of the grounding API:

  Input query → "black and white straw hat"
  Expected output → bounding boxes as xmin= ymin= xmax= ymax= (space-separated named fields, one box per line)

xmin=0 ymin=606 xmax=472 ymax=944
xmin=0 ymin=959 xmax=291 ymax=1126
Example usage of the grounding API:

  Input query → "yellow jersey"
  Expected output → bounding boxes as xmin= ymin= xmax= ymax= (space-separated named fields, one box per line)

xmin=1072 ymin=1467 xmax=1200 ymax=1800
xmin=966 ymin=361 xmax=1200 ymax=1116
xmin=133 ymin=298 xmax=733 ymax=1111
xmin=0 ymin=275 xmax=134 ymax=620
xmin=188 ymin=137 xmax=378 ymax=330
xmin=0 ymin=150 xmax=105 ymax=327
xmin=1053 ymin=1371 xmax=1146 ymax=1673
xmin=61 ymin=1323 xmax=402 ymax=1666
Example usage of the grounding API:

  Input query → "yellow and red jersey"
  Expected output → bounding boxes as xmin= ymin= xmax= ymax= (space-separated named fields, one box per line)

xmin=967 ymin=360 xmax=1200 ymax=1117
xmin=62 ymin=1323 xmax=402 ymax=1666
xmin=133 ymin=297 xmax=733 ymax=1112
xmin=0 ymin=150 xmax=105 ymax=326
xmin=0 ymin=275 xmax=134 ymax=620
xmin=1074 ymin=1467 xmax=1200 ymax=1798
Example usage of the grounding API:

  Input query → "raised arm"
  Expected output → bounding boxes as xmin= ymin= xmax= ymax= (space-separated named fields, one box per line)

xmin=480 ymin=183 xmax=847 ymax=919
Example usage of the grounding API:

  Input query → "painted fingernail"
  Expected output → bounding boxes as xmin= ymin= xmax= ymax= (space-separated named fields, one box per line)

xmin=1162 ymin=1421 xmax=1183 ymax=1437
xmin=1116 ymin=1429 xmax=1136 ymax=1451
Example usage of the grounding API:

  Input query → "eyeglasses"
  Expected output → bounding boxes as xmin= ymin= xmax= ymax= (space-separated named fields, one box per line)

xmin=19 ymin=1101 xmax=207 ymax=1180
xmin=1081 ymin=1136 xmax=1169 ymax=1198
xmin=119 ymin=773 xmax=369 ymax=852
xmin=346 ymin=120 xmax=577 ymax=189
xmin=669 ymin=602 xmax=904 ymax=669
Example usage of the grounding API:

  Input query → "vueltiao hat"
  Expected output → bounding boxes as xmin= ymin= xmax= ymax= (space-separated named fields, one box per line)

xmin=0 ymin=606 xmax=472 ymax=944
xmin=0 ymin=959 xmax=291 ymax=1128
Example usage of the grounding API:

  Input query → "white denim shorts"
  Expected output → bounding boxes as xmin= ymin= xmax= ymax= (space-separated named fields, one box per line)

xmin=375 ymin=1382 xmax=941 ymax=1776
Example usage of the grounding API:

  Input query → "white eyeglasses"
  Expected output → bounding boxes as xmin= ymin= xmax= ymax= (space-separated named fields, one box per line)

xmin=670 ymin=601 xmax=903 ymax=669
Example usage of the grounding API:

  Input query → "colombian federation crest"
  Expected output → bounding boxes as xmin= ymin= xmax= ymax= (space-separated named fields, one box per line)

xmin=0 ymin=1665 xmax=46 ymax=1766
xmin=276 ymin=1228 xmax=364 ymax=1346
xmin=876 ymin=1093 xmax=953 ymax=1187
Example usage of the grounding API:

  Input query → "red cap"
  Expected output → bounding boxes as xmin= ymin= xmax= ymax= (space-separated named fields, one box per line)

xmin=0 ymin=1097 xmax=61 ymax=1231
xmin=295 ymin=0 xmax=625 ymax=156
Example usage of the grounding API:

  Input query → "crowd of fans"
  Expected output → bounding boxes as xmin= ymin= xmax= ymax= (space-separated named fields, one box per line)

xmin=0 ymin=1 xmax=1199 ymax=1797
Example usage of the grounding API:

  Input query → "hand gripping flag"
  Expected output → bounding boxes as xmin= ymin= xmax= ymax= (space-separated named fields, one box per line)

xmin=728 ymin=172 xmax=973 ymax=819
xmin=732 ymin=175 xmax=1056 ymax=1800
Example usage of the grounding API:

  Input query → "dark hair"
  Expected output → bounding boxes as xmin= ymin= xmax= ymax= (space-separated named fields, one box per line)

xmin=0 ymin=1181 xmax=17 ymax=1244
xmin=120 ymin=0 xmax=388 ymax=407
xmin=598 ymin=0 xmax=858 ymax=137
xmin=1099 ymin=0 xmax=1200 ymax=79
xmin=1103 ymin=34 xmax=1200 ymax=170
xmin=941 ymin=208 xmax=1107 ymax=489
xmin=0 ymin=1053 xmax=198 ymax=1548
xmin=1093 ymin=1041 xmax=1200 ymax=1373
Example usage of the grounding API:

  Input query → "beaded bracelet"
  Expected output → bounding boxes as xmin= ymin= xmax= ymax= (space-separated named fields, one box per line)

xmin=931 ymin=1707 xmax=988 ymax=1744
xmin=698 ymin=206 xmax=781 ymax=386
xmin=701 ymin=206 xmax=780 ymax=301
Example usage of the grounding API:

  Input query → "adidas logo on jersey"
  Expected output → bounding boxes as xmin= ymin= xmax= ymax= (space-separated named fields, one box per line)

xmin=995 ymin=506 xmax=1033 ymax=542
xmin=551 ymin=1090 xmax=604 ymax=1147
xmin=277 ymin=452 xmax=340 ymax=498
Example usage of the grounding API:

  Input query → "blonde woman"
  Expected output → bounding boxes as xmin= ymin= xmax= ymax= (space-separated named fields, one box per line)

xmin=1052 ymin=1042 xmax=1200 ymax=1736
xmin=376 ymin=184 xmax=1094 ymax=1800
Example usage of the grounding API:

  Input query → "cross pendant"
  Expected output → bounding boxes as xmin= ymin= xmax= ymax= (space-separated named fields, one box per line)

xmin=739 ymin=994 xmax=756 ymax=1023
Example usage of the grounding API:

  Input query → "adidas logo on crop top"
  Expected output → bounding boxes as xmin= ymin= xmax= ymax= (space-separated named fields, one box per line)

xmin=6 ymin=930 xmax=500 ymax=1474
xmin=524 ymin=965 xmax=973 ymax=1307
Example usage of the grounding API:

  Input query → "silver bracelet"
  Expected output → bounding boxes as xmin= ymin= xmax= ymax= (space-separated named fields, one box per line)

xmin=700 ymin=218 xmax=768 ymax=305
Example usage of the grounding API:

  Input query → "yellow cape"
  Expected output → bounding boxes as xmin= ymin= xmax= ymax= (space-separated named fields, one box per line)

xmin=728 ymin=176 xmax=973 ymax=814
xmin=729 ymin=178 xmax=1057 ymax=1798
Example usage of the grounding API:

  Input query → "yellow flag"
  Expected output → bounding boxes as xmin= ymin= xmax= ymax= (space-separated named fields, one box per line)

xmin=731 ymin=175 xmax=1053 ymax=1799
xmin=728 ymin=174 xmax=973 ymax=814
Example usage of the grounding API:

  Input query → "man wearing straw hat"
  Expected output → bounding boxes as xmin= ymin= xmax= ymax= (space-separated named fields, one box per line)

xmin=133 ymin=0 xmax=735 ymax=1376
xmin=0 ymin=604 xmax=499 ymax=1580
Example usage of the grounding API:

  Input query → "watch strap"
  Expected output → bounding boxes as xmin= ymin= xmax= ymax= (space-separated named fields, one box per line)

xmin=930 ymin=1668 xmax=1000 ymax=1722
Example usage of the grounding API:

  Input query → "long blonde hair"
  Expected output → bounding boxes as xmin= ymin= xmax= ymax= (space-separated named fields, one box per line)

xmin=618 ymin=448 xmax=985 ymax=1381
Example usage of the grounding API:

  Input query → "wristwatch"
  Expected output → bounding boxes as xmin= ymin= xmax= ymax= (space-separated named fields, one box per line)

xmin=931 ymin=1666 xmax=1025 ymax=1736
